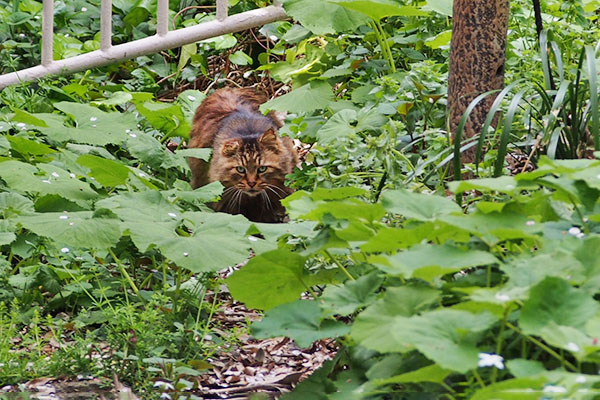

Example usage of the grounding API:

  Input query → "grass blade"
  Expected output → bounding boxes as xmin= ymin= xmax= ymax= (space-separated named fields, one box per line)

xmin=493 ymin=90 xmax=526 ymax=177
xmin=586 ymin=46 xmax=599 ymax=150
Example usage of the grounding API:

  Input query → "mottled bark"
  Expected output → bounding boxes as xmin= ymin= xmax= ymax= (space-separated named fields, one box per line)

xmin=447 ymin=0 xmax=510 ymax=165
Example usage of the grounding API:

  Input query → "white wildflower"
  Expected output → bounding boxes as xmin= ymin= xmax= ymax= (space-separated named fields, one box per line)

xmin=167 ymin=212 xmax=177 ymax=218
xmin=477 ymin=353 xmax=504 ymax=369
xmin=59 ymin=215 xmax=69 ymax=220
xmin=248 ymin=236 xmax=258 ymax=242
xmin=566 ymin=342 xmax=580 ymax=352
xmin=138 ymin=172 xmax=147 ymax=178
xmin=90 ymin=116 xmax=97 ymax=121
xmin=568 ymin=227 xmax=582 ymax=236
xmin=81 ymin=7 xmax=87 ymax=12
xmin=61 ymin=247 xmax=70 ymax=253
xmin=160 ymin=393 xmax=171 ymax=400
xmin=129 ymin=133 xmax=137 ymax=138
xmin=42 ymin=179 xmax=51 ymax=184
xmin=495 ymin=293 xmax=510 ymax=302
xmin=576 ymin=375 xmax=587 ymax=383
xmin=16 ymin=122 xmax=25 ymax=127
xmin=187 ymin=95 xmax=196 ymax=101
xmin=52 ymin=172 xmax=59 ymax=178
xmin=69 ymin=173 xmax=76 ymax=178
xmin=153 ymin=381 xmax=174 ymax=390
xmin=526 ymin=220 xmax=535 ymax=226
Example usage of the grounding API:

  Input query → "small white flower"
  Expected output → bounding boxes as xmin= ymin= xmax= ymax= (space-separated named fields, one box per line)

xmin=35 ymin=15 xmax=40 ymax=19
xmin=91 ymin=124 xmax=97 ymax=128
xmin=526 ymin=220 xmax=535 ymax=226
xmin=61 ymin=247 xmax=70 ymax=253
xmin=577 ymin=233 xmax=585 ymax=239
xmin=543 ymin=385 xmax=567 ymax=393
xmin=81 ymin=7 xmax=87 ymax=12
xmin=138 ymin=172 xmax=147 ymax=178
xmin=568 ymin=227 xmax=582 ymax=236
xmin=576 ymin=375 xmax=587 ymax=383
xmin=187 ymin=95 xmax=196 ymax=101
xmin=566 ymin=342 xmax=580 ymax=352
xmin=52 ymin=172 xmax=59 ymax=178
xmin=168 ymin=212 xmax=177 ymax=218
xmin=153 ymin=381 xmax=174 ymax=390
xmin=69 ymin=222 xmax=74 ymax=226
xmin=64 ymin=33 xmax=69 ymax=37
xmin=19 ymin=33 xmax=25 ymax=38
xmin=69 ymin=173 xmax=76 ymax=178
xmin=248 ymin=236 xmax=258 ymax=242
xmin=90 ymin=116 xmax=97 ymax=121
xmin=477 ymin=353 xmax=504 ymax=369
xmin=42 ymin=179 xmax=51 ymax=184
xmin=160 ymin=393 xmax=171 ymax=400
xmin=126 ymin=129 xmax=131 ymax=133
xmin=183 ymin=252 xmax=189 ymax=257
xmin=495 ymin=293 xmax=510 ymax=302
xmin=59 ymin=215 xmax=69 ymax=220
xmin=16 ymin=122 xmax=26 ymax=128
xmin=129 ymin=133 xmax=137 ymax=138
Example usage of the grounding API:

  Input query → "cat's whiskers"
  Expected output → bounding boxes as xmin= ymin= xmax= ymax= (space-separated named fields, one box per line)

xmin=264 ymin=184 xmax=286 ymax=199
xmin=261 ymin=190 xmax=273 ymax=211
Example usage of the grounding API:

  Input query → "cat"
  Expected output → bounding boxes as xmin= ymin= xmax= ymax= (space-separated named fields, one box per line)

xmin=187 ymin=87 xmax=298 ymax=223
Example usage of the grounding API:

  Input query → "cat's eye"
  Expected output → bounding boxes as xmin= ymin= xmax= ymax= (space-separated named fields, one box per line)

xmin=236 ymin=166 xmax=246 ymax=173
xmin=257 ymin=166 xmax=267 ymax=173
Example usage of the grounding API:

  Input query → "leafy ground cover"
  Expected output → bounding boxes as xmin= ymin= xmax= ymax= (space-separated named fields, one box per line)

xmin=1 ymin=0 xmax=600 ymax=398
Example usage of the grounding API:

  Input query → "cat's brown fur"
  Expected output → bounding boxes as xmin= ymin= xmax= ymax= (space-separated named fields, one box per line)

xmin=188 ymin=87 xmax=298 ymax=223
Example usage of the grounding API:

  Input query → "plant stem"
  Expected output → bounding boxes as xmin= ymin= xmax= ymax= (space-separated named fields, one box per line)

xmin=324 ymin=250 xmax=355 ymax=281
xmin=505 ymin=322 xmax=577 ymax=371
xmin=108 ymin=248 xmax=141 ymax=298
xmin=472 ymin=369 xmax=486 ymax=388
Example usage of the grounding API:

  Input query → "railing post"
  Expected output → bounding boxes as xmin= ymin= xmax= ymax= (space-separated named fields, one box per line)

xmin=157 ymin=0 xmax=169 ymax=36
xmin=216 ymin=0 xmax=228 ymax=21
xmin=100 ymin=0 xmax=112 ymax=50
xmin=41 ymin=0 xmax=54 ymax=66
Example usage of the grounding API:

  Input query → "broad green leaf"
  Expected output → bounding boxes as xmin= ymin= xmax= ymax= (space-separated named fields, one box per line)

xmin=538 ymin=322 xmax=595 ymax=360
xmin=7 ymin=136 xmax=56 ymax=156
xmin=282 ymin=0 xmax=370 ymax=35
xmin=329 ymin=0 xmax=429 ymax=20
xmin=310 ymin=187 xmax=368 ymax=200
xmin=0 ymin=192 xmax=35 ymax=218
xmin=18 ymin=211 xmax=121 ymax=249
xmin=134 ymin=101 xmax=190 ymax=138
xmin=373 ymin=244 xmax=499 ymax=281
xmin=174 ymin=148 xmax=212 ymax=162
xmin=178 ymin=43 xmax=196 ymax=70
xmin=320 ymin=272 xmax=383 ymax=316
xmin=251 ymin=300 xmax=350 ymax=348
xmin=423 ymin=0 xmax=452 ymax=16
xmin=519 ymin=277 xmax=598 ymax=334
xmin=353 ymin=306 xmax=497 ymax=373
xmin=316 ymin=108 xmax=387 ymax=143
xmin=424 ymin=30 xmax=452 ymax=49
xmin=375 ymin=364 xmax=451 ymax=385
xmin=506 ymin=359 xmax=546 ymax=378
xmin=501 ymin=251 xmax=585 ymax=288
xmin=38 ymin=102 xmax=133 ymax=146
xmin=228 ymin=50 xmax=253 ymax=66
xmin=77 ymin=154 xmax=131 ymax=187
xmin=226 ymin=249 xmax=332 ymax=310
xmin=381 ymin=189 xmax=460 ymax=221
xmin=11 ymin=108 xmax=48 ymax=127
xmin=0 ymin=161 xmax=98 ymax=207
xmin=260 ymin=81 xmax=334 ymax=113
xmin=0 ymin=220 xmax=16 ymax=246
xmin=351 ymin=286 xmax=439 ymax=353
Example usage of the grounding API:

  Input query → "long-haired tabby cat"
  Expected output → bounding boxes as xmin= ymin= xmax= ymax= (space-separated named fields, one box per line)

xmin=187 ymin=87 xmax=298 ymax=223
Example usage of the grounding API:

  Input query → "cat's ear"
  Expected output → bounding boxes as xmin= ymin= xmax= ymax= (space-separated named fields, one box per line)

xmin=259 ymin=128 xmax=280 ymax=152
xmin=221 ymin=139 xmax=240 ymax=156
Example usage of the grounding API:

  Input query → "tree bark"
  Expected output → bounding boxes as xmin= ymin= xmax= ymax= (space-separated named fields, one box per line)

xmin=447 ymin=0 xmax=510 ymax=166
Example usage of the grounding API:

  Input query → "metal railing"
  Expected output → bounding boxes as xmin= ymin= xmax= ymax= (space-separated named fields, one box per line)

xmin=0 ymin=0 xmax=286 ymax=89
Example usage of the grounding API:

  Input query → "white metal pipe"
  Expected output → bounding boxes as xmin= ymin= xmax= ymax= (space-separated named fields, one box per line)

xmin=0 ymin=6 xmax=287 ymax=89
xmin=216 ymin=0 xmax=228 ymax=21
xmin=41 ymin=0 xmax=54 ymax=66
xmin=157 ymin=0 xmax=169 ymax=36
xmin=100 ymin=0 xmax=112 ymax=50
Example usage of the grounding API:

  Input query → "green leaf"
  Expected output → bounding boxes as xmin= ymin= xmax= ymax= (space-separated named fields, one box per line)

xmin=0 ymin=220 xmax=16 ymax=246
xmin=0 ymin=192 xmax=35 ymax=218
xmin=282 ymin=0 xmax=370 ymax=35
xmin=375 ymin=364 xmax=452 ymax=385
xmin=11 ymin=108 xmax=48 ymax=127
xmin=519 ymin=277 xmax=598 ymax=334
xmin=251 ymin=300 xmax=350 ymax=348
xmin=260 ymin=81 xmax=334 ymax=113
xmin=448 ymin=176 xmax=525 ymax=195
xmin=316 ymin=108 xmax=387 ymax=143
xmin=226 ymin=249 xmax=332 ymax=310
xmin=351 ymin=286 xmax=439 ymax=352
xmin=424 ymin=30 xmax=452 ymax=49
xmin=91 ymin=91 xmax=133 ymax=107
xmin=320 ymin=272 xmax=383 ymax=316
xmin=18 ymin=211 xmax=122 ymax=249
xmin=328 ymin=0 xmax=429 ymax=21
xmin=228 ymin=50 xmax=253 ymax=66
xmin=381 ymin=189 xmax=461 ymax=221
xmin=423 ymin=0 xmax=452 ymax=16
xmin=134 ymin=101 xmax=190 ymax=139
xmin=373 ymin=244 xmax=499 ymax=281
xmin=39 ymin=102 xmax=133 ymax=146
xmin=353 ymin=307 xmax=497 ymax=373
xmin=506 ymin=359 xmax=546 ymax=378
xmin=178 ymin=43 xmax=196 ymax=70
xmin=77 ymin=154 xmax=131 ymax=187
xmin=7 ymin=136 xmax=57 ymax=156
xmin=0 ymin=160 xmax=98 ymax=207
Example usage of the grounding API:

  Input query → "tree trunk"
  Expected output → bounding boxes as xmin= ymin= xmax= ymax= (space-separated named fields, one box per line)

xmin=447 ymin=0 xmax=510 ymax=166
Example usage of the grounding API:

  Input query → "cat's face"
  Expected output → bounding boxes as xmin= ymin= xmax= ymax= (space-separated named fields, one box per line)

xmin=211 ymin=129 xmax=289 ymax=197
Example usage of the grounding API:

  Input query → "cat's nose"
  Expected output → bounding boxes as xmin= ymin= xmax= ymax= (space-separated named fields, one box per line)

xmin=248 ymin=181 xmax=257 ymax=188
